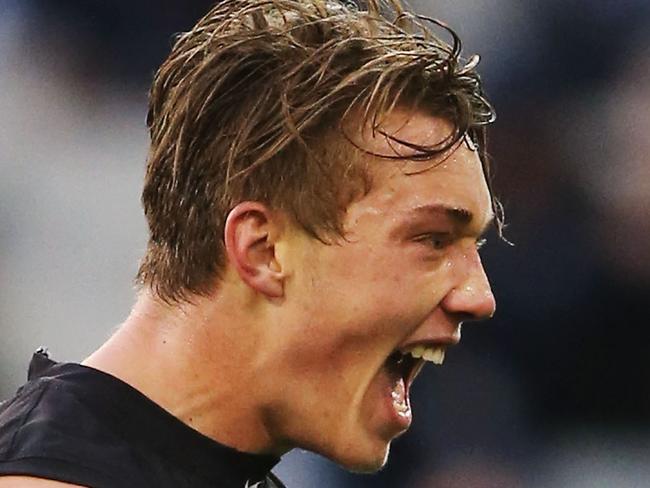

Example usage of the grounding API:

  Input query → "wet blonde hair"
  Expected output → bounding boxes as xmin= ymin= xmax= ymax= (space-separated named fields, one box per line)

xmin=137 ymin=0 xmax=500 ymax=303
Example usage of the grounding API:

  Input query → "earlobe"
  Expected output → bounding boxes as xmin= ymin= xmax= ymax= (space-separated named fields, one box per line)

xmin=224 ymin=202 xmax=285 ymax=298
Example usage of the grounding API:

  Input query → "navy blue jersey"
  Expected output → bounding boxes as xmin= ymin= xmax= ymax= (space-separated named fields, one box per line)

xmin=0 ymin=350 xmax=284 ymax=488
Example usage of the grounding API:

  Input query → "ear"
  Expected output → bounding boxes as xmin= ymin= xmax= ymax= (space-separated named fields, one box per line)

xmin=224 ymin=202 xmax=285 ymax=298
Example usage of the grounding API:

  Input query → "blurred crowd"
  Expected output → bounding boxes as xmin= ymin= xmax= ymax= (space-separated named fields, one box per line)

xmin=1 ymin=1 xmax=649 ymax=486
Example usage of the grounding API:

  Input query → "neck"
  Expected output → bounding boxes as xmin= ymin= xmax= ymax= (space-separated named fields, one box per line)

xmin=83 ymin=290 xmax=288 ymax=456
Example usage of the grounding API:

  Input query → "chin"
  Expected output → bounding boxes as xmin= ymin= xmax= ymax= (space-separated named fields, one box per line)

xmin=330 ymin=441 xmax=391 ymax=474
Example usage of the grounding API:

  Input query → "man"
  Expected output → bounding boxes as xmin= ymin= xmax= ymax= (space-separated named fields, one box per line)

xmin=0 ymin=0 xmax=501 ymax=486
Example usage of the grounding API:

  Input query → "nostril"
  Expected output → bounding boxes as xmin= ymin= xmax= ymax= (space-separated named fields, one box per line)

xmin=453 ymin=312 xmax=475 ymax=324
xmin=448 ymin=300 xmax=494 ymax=323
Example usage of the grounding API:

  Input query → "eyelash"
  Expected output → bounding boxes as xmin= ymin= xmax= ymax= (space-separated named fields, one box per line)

xmin=417 ymin=235 xmax=487 ymax=251
xmin=416 ymin=233 xmax=452 ymax=250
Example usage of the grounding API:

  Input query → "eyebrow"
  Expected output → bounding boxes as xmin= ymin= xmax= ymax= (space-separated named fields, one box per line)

xmin=411 ymin=204 xmax=494 ymax=236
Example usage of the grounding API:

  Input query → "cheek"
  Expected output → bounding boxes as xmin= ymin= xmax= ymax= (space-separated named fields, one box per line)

xmin=291 ymin=242 xmax=454 ymax=356
xmin=329 ymin=247 xmax=453 ymax=326
xmin=370 ymin=251 xmax=453 ymax=313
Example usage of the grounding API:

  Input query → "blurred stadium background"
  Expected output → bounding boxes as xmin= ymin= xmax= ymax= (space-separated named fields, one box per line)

xmin=1 ymin=1 xmax=650 ymax=486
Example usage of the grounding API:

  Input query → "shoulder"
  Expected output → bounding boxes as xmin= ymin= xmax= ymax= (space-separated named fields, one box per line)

xmin=0 ymin=476 xmax=86 ymax=487
xmin=0 ymin=368 xmax=128 ymax=486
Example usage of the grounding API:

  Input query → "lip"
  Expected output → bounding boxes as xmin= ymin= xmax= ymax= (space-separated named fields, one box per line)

xmin=397 ymin=336 xmax=460 ymax=355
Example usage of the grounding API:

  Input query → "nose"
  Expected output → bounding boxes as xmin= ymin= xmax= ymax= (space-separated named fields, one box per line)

xmin=440 ymin=249 xmax=496 ymax=322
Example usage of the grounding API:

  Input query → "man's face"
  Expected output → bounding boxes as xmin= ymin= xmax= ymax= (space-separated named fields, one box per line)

xmin=268 ymin=111 xmax=496 ymax=472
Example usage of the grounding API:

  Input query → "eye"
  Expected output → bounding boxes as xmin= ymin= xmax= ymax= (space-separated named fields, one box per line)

xmin=415 ymin=233 xmax=453 ymax=250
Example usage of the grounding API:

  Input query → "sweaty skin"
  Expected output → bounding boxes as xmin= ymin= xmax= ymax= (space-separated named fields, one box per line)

xmin=260 ymin=112 xmax=496 ymax=470
xmin=2 ymin=111 xmax=496 ymax=487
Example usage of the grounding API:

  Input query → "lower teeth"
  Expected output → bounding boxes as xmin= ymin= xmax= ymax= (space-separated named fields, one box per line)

xmin=391 ymin=381 xmax=410 ymax=417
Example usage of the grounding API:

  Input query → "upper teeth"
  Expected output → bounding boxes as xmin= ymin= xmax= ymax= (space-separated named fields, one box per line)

xmin=405 ymin=345 xmax=446 ymax=365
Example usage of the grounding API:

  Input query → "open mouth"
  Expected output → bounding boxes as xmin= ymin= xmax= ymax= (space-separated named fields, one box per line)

xmin=386 ymin=351 xmax=424 ymax=388
xmin=383 ymin=345 xmax=447 ymax=425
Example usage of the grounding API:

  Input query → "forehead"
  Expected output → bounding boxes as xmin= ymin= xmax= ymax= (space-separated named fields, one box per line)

xmin=344 ymin=111 xmax=493 ymax=232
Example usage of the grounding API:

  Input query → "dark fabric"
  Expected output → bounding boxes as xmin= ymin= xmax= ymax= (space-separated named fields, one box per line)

xmin=0 ymin=350 xmax=285 ymax=488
